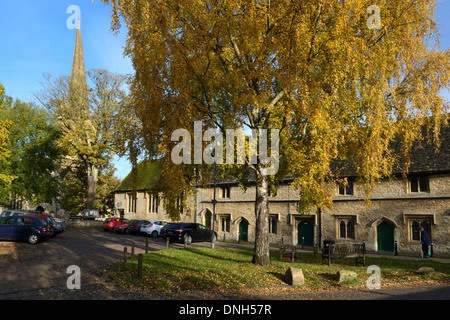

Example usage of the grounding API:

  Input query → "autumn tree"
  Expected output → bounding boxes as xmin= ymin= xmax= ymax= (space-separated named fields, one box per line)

xmin=0 ymin=86 xmax=64 ymax=206
xmin=103 ymin=0 xmax=450 ymax=265
xmin=36 ymin=69 xmax=129 ymax=212
xmin=0 ymin=83 xmax=14 ymax=203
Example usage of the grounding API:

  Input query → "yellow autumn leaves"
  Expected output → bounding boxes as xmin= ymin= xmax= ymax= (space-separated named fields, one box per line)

xmin=0 ymin=83 xmax=14 ymax=185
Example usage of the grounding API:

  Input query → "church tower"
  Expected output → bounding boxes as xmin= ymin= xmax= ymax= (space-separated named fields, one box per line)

xmin=68 ymin=18 xmax=89 ymax=115
xmin=67 ymin=17 xmax=98 ymax=212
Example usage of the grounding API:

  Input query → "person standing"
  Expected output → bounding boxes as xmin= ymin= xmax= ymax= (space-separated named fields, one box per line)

xmin=420 ymin=227 xmax=431 ymax=258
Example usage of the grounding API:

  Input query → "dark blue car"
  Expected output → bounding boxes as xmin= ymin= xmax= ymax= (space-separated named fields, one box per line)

xmin=0 ymin=215 xmax=54 ymax=244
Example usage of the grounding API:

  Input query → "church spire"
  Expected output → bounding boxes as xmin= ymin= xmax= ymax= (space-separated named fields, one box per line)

xmin=68 ymin=16 xmax=89 ymax=113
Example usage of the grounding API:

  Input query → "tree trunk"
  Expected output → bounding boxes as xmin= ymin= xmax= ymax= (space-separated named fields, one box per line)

xmin=86 ymin=164 xmax=98 ymax=209
xmin=252 ymin=167 xmax=271 ymax=265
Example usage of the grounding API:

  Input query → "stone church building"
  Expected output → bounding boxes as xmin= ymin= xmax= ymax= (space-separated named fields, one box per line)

xmin=115 ymin=125 xmax=450 ymax=257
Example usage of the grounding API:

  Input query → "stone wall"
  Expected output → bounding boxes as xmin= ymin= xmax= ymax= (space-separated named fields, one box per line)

xmin=114 ymin=173 xmax=450 ymax=256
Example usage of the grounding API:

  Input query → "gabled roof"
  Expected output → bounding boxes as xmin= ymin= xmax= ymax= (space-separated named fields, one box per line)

xmin=333 ymin=124 xmax=450 ymax=178
xmin=115 ymin=123 xmax=450 ymax=191
xmin=406 ymin=124 xmax=450 ymax=174
xmin=116 ymin=160 xmax=161 ymax=192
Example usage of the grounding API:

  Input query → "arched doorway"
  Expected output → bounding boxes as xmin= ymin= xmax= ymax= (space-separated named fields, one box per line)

xmin=298 ymin=220 xmax=314 ymax=247
xmin=377 ymin=222 xmax=394 ymax=252
xmin=239 ymin=218 xmax=249 ymax=242
xmin=204 ymin=209 xmax=212 ymax=230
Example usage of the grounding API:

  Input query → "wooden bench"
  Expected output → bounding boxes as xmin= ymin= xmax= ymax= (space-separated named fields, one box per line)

xmin=322 ymin=243 xmax=365 ymax=266
xmin=278 ymin=242 xmax=297 ymax=262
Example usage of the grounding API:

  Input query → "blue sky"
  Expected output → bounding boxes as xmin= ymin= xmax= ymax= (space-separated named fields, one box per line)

xmin=0 ymin=0 xmax=133 ymax=179
xmin=1 ymin=0 xmax=450 ymax=179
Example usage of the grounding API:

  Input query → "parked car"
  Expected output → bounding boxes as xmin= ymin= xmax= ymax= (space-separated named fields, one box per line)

xmin=141 ymin=220 xmax=169 ymax=237
xmin=103 ymin=217 xmax=128 ymax=232
xmin=0 ymin=210 xmax=66 ymax=236
xmin=127 ymin=220 xmax=149 ymax=235
xmin=1 ymin=209 xmax=33 ymax=218
xmin=0 ymin=215 xmax=54 ymax=244
xmin=163 ymin=223 xmax=217 ymax=244
xmin=33 ymin=212 xmax=66 ymax=235
xmin=113 ymin=222 xmax=129 ymax=234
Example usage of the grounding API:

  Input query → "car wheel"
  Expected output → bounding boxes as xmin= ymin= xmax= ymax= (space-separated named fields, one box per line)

xmin=185 ymin=234 xmax=192 ymax=245
xmin=27 ymin=233 xmax=39 ymax=244
xmin=151 ymin=230 xmax=158 ymax=238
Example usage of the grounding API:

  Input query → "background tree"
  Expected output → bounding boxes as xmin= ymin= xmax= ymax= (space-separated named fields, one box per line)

xmin=36 ymin=69 xmax=129 ymax=213
xmin=103 ymin=0 xmax=450 ymax=265
xmin=0 ymin=83 xmax=14 ymax=203
xmin=0 ymin=89 xmax=64 ymax=206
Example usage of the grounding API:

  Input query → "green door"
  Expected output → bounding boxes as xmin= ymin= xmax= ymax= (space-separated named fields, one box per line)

xmin=377 ymin=222 xmax=394 ymax=252
xmin=298 ymin=220 xmax=314 ymax=247
xmin=239 ymin=219 xmax=248 ymax=242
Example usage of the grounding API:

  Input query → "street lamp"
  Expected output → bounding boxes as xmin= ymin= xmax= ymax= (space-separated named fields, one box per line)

xmin=211 ymin=162 xmax=217 ymax=249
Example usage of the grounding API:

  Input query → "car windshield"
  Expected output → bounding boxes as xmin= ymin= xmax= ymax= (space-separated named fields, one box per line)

xmin=0 ymin=211 xmax=12 ymax=218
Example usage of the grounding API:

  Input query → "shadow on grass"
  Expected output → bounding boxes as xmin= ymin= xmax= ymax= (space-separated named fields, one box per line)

xmin=110 ymin=247 xmax=450 ymax=292
xmin=268 ymin=271 xmax=286 ymax=282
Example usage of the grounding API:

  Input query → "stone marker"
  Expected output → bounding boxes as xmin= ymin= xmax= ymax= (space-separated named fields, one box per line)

xmin=284 ymin=267 xmax=305 ymax=286
xmin=337 ymin=270 xmax=357 ymax=283
xmin=416 ymin=267 xmax=434 ymax=275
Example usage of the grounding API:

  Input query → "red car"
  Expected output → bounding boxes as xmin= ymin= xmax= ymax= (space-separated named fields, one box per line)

xmin=113 ymin=223 xmax=129 ymax=234
xmin=103 ymin=218 xmax=128 ymax=232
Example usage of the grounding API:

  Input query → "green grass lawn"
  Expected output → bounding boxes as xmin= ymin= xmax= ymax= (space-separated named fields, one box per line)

xmin=109 ymin=247 xmax=450 ymax=292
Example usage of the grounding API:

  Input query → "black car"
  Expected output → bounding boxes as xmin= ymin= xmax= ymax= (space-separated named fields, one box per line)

xmin=127 ymin=220 xmax=149 ymax=235
xmin=163 ymin=223 xmax=217 ymax=244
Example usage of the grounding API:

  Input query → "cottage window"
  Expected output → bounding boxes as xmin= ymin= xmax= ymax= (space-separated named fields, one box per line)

xmin=148 ymin=193 xmax=159 ymax=213
xmin=409 ymin=218 xmax=432 ymax=241
xmin=338 ymin=219 xmax=356 ymax=239
xmin=338 ymin=180 xmax=354 ymax=195
xmin=220 ymin=214 xmax=231 ymax=232
xmin=410 ymin=177 xmax=429 ymax=193
xmin=177 ymin=193 xmax=184 ymax=215
xmin=269 ymin=215 xmax=278 ymax=234
xmin=221 ymin=187 xmax=231 ymax=199
xmin=128 ymin=194 xmax=136 ymax=213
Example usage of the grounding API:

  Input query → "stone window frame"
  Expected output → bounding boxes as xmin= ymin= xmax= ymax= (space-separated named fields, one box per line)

xmin=268 ymin=214 xmax=279 ymax=235
xmin=127 ymin=193 xmax=137 ymax=213
xmin=409 ymin=176 xmax=430 ymax=193
xmin=337 ymin=179 xmax=354 ymax=196
xmin=219 ymin=214 xmax=231 ymax=233
xmin=333 ymin=214 xmax=358 ymax=240
xmin=147 ymin=192 xmax=159 ymax=214
xmin=404 ymin=214 xmax=434 ymax=242
xmin=220 ymin=186 xmax=231 ymax=199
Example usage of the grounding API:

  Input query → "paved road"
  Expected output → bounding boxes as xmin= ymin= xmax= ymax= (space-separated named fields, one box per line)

xmin=0 ymin=227 xmax=235 ymax=299
xmin=0 ymin=228 xmax=449 ymax=301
